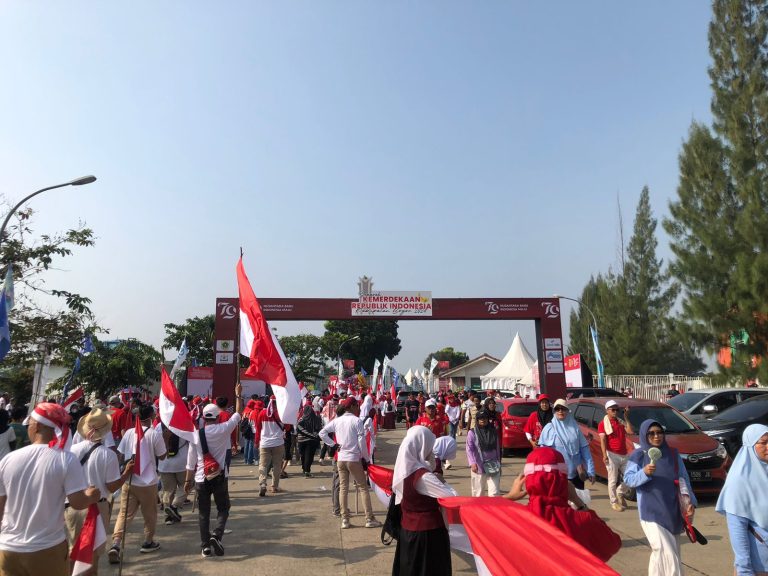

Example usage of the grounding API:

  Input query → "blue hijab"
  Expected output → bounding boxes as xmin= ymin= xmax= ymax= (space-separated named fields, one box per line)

xmin=715 ymin=424 xmax=768 ymax=529
xmin=628 ymin=419 xmax=683 ymax=534
xmin=539 ymin=412 xmax=581 ymax=456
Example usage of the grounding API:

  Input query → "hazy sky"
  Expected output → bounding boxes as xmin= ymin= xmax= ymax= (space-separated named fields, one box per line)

xmin=0 ymin=2 xmax=714 ymax=373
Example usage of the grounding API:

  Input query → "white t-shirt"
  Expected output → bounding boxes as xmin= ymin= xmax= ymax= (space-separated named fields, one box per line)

xmin=70 ymin=441 xmax=120 ymax=500
xmin=445 ymin=404 xmax=460 ymax=424
xmin=0 ymin=444 xmax=87 ymax=553
xmin=186 ymin=414 xmax=241 ymax=483
xmin=0 ymin=428 xmax=16 ymax=461
xmin=157 ymin=426 xmax=189 ymax=475
xmin=117 ymin=425 xmax=166 ymax=487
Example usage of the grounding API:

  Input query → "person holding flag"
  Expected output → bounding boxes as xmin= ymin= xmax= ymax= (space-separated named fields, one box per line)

xmin=108 ymin=404 xmax=167 ymax=563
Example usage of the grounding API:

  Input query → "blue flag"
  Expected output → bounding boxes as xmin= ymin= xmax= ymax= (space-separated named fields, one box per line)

xmin=590 ymin=325 xmax=605 ymax=388
xmin=80 ymin=335 xmax=95 ymax=355
xmin=0 ymin=290 xmax=9 ymax=362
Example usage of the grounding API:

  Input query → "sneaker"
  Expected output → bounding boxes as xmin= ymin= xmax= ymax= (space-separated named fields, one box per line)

xmin=165 ymin=505 xmax=182 ymax=522
xmin=619 ymin=496 xmax=628 ymax=510
xmin=444 ymin=462 xmax=452 ymax=470
xmin=164 ymin=517 xmax=175 ymax=525
xmin=333 ymin=511 xmax=341 ymax=518
xmin=259 ymin=486 xmax=267 ymax=497
xmin=139 ymin=541 xmax=160 ymax=554
xmin=365 ymin=519 xmax=382 ymax=529
xmin=108 ymin=545 xmax=120 ymax=564
xmin=611 ymin=503 xmax=624 ymax=512
xmin=341 ymin=518 xmax=351 ymax=529
xmin=223 ymin=528 xmax=233 ymax=535
xmin=201 ymin=545 xmax=213 ymax=558
xmin=209 ymin=536 xmax=225 ymax=556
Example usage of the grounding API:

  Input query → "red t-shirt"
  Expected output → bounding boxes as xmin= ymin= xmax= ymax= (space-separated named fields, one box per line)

xmin=597 ymin=418 xmax=628 ymax=455
xmin=415 ymin=415 xmax=446 ymax=437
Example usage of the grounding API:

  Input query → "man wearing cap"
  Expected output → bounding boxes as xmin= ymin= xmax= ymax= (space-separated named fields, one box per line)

xmin=319 ymin=397 xmax=381 ymax=530
xmin=598 ymin=400 xmax=633 ymax=511
xmin=185 ymin=384 xmax=242 ymax=558
xmin=415 ymin=399 xmax=447 ymax=438
xmin=68 ymin=408 xmax=135 ymax=573
xmin=109 ymin=404 xmax=167 ymax=562
xmin=0 ymin=403 xmax=100 ymax=575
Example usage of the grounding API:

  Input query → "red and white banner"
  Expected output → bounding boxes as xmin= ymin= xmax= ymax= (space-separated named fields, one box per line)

xmin=70 ymin=503 xmax=106 ymax=576
xmin=62 ymin=387 xmax=84 ymax=409
xmin=159 ymin=366 xmax=197 ymax=444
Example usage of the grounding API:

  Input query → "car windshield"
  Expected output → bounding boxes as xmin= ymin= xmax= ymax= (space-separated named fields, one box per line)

xmin=667 ymin=393 xmax=707 ymax=412
xmin=618 ymin=406 xmax=697 ymax=434
xmin=507 ymin=404 xmax=537 ymax=418
xmin=709 ymin=398 xmax=768 ymax=422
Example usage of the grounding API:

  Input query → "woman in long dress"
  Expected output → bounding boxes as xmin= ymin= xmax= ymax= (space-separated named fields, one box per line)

xmin=624 ymin=419 xmax=697 ymax=576
xmin=392 ymin=426 xmax=457 ymax=576
xmin=715 ymin=423 xmax=768 ymax=576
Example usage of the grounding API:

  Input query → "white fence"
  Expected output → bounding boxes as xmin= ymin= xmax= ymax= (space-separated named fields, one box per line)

xmin=595 ymin=374 xmax=718 ymax=402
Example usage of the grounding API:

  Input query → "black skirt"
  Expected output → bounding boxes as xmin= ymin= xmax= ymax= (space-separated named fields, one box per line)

xmin=392 ymin=526 xmax=451 ymax=576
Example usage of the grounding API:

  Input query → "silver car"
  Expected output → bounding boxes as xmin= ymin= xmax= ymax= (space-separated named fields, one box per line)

xmin=666 ymin=387 xmax=767 ymax=424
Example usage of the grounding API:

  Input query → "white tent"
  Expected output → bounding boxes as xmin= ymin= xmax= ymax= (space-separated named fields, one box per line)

xmin=481 ymin=333 xmax=536 ymax=391
xmin=404 ymin=369 xmax=414 ymax=386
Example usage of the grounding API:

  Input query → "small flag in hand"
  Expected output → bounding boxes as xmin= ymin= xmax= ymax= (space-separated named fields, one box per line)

xmin=70 ymin=503 xmax=106 ymax=576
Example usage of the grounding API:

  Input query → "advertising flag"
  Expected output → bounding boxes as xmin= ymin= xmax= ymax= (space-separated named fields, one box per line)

xmin=170 ymin=337 xmax=189 ymax=379
xmin=590 ymin=326 xmax=605 ymax=388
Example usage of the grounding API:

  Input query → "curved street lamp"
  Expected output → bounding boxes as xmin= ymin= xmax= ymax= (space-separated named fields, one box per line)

xmin=554 ymin=294 xmax=605 ymax=388
xmin=0 ymin=175 xmax=97 ymax=251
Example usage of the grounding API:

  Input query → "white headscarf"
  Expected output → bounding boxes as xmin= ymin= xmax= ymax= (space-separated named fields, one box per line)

xmin=433 ymin=436 xmax=457 ymax=462
xmin=392 ymin=426 xmax=436 ymax=504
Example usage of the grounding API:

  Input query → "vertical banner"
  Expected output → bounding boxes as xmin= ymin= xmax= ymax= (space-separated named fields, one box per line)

xmin=590 ymin=326 xmax=605 ymax=388
xmin=212 ymin=298 xmax=240 ymax=402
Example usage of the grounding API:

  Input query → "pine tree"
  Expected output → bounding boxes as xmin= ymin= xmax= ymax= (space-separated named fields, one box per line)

xmin=664 ymin=0 xmax=768 ymax=382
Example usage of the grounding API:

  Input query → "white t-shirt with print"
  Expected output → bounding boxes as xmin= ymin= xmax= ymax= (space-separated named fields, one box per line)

xmin=70 ymin=441 xmax=120 ymax=500
xmin=186 ymin=414 xmax=241 ymax=483
xmin=117 ymin=426 xmax=166 ymax=487
xmin=0 ymin=444 xmax=87 ymax=553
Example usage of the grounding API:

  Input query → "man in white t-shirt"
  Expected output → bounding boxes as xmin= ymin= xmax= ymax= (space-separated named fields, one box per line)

xmin=158 ymin=422 xmax=189 ymax=526
xmin=108 ymin=404 xmax=167 ymax=563
xmin=0 ymin=403 xmax=99 ymax=575
xmin=68 ymin=408 xmax=134 ymax=574
xmin=185 ymin=383 xmax=242 ymax=558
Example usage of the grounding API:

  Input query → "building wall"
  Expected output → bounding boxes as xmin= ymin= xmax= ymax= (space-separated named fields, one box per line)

xmin=446 ymin=359 xmax=499 ymax=390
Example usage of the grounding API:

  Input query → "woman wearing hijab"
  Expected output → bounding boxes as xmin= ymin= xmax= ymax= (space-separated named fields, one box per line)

xmin=624 ymin=419 xmax=697 ymax=576
xmin=296 ymin=405 xmax=323 ymax=478
xmin=432 ymin=435 xmax=457 ymax=479
xmin=466 ymin=410 xmax=502 ymax=496
xmin=504 ymin=447 xmax=622 ymax=562
xmin=524 ymin=394 xmax=553 ymax=449
xmin=483 ymin=397 xmax=503 ymax=455
xmin=539 ymin=399 xmax=594 ymax=491
xmin=445 ymin=396 xmax=461 ymax=439
xmin=392 ymin=426 xmax=457 ymax=576
xmin=715 ymin=423 xmax=768 ymax=576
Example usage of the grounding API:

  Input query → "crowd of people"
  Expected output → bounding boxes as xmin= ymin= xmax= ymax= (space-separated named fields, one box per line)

xmin=0 ymin=384 xmax=764 ymax=576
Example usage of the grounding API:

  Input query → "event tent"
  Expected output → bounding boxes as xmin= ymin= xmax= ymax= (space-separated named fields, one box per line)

xmin=481 ymin=333 xmax=536 ymax=391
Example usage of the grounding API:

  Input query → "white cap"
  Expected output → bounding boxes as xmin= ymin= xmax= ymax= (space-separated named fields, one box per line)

xmin=605 ymin=400 xmax=619 ymax=409
xmin=202 ymin=404 xmax=221 ymax=420
xmin=425 ymin=399 xmax=437 ymax=408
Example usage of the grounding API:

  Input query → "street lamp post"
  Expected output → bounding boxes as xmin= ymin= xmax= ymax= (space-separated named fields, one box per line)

xmin=337 ymin=335 xmax=360 ymax=379
xmin=0 ymin=175 xmax=97 ymax=251
xmin=554 ymin=294 xmax=605 ymax=388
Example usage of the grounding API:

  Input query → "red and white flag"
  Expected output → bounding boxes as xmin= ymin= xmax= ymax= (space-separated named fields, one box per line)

xmin=390 ymin=382 xmax=396 ymax=402
xmin=133 ymin=415 xmax=147 ymax=478
xmin=237 ymin=257 xmax=302 ymax=425
xmin=299 ymin=382 xmax=308 ymax=398
xmin=159 ymin=366 xmax=197 ymax=444
xmin=367 ymin=464 xmax=393 ymax=507
xmin=70 ymin=503 xmax=106 ymax=576
xmin=62 ymin=387 xmax=84 ymax=409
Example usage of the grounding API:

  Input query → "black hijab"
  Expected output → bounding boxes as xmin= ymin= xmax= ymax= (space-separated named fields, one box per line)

xmin=298 ymin=405 xmax=322 ymax=433
xmin=537 ymin=400 xmax=553 ymax=427
xmin=475 ymin=410 xmax=498 ymax=453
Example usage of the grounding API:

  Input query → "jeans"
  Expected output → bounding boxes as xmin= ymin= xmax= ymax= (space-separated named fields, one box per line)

xmin=320 ymin=442 xmax=337 ymax=460
xmin=243 ymin=438 xmax=255 ymax=465
xmin=331 ymin=460 xmax=340 ymax=515
xmin=449 ymin=422 xmax=458 ymax=438
xmin=195 ymin=475 xmax=230 ymax=548
xmin=298 ymin=440 xmax=319 ymax=473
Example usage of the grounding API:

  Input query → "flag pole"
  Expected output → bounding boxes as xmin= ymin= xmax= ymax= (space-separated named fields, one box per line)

xmin=117 ymin=459 xmax=135 ymax=576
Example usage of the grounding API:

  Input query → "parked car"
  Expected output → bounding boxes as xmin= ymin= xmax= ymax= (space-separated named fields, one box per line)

xmin=697 ymin=395 xmax=768 ymax=457
xmin=396 ymin=390 xmax=412 ymax=422
xmin=568 ymin=397 xmax=730 ymax=495
xmin=667 ymin=388 xmax=767 ymax=424
xmin=565 ymin=387 xmax=626 ymax=399
xmin=498 ymin=398 xmax=539 ymax=452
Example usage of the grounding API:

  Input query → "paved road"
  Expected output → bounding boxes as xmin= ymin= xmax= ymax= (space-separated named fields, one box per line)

xmin=100 ymin=425 xmax=734 ymax=575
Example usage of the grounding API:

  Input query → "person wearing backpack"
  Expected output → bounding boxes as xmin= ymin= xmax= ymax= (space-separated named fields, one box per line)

xmin=184 ymin=384 xmax=243 ymax=558
xmin=158 ymin=424 xmax=189 ymax=526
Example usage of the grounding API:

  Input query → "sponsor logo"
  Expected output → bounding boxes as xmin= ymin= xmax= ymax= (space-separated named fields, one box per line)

xmin=485 ymin=301 xmax=499 ymax=315
xmin=217 ymin=302 xmax=237 ymax=319
xmin=545 ymin=350 xmax=563 ymax=362
xmin=541 ymin=302 xmax=560 ymax=319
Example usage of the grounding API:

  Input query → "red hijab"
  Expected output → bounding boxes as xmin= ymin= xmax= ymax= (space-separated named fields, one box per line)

xmin=524 ymin=448 xmax=621 ymax=562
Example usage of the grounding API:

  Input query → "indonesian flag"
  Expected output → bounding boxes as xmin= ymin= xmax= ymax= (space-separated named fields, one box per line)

xmin=159 ymin=366 xmax=197 ymax=444
xmin=70 ymin=503 xmax=106 ymax=576
xmin=390 ymin=382 xmax=396 ymax=402
xmin=133 ymin=415 xmax=148 ymax=478
xmin=299 ymin=382 xmax=308 ymax=398
xmin=367 ymin=464 xmax=393 ymax=507
xmin=62 ymin=387 xmax=84 ymax=409
xmin=237 ymin=257 xmax=301 ymax=425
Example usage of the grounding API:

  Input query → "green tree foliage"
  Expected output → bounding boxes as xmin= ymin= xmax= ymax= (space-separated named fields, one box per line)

xmin=322 ymin=320 xmax=402 ymax=374
xmin=422 ymin=347 xmax=469 ymax=370
xmin=569 ymin=189 xmax=705 ymax=375
xmin=663 ymin=0 xmax=768 ymax=382
xmin=56 ymin=338 xmax=162 ymax=400
xmin=163 ymin=315 xmax=215 ymax=367
xmin=278 ymin=334 xmax=328 ymax=384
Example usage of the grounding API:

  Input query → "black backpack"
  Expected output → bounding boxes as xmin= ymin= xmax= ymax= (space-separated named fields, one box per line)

xmin=381 ymin=491 xmax=401 ymax=545
xmin=239 ymin=417 xmax=254 ymax=440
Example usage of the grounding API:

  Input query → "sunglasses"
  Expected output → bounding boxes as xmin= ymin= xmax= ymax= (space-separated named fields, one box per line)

xmin=647 ymin=430 xmax=665 ymax=437
xmin=553 ymin=406 xmax=569 ymax=412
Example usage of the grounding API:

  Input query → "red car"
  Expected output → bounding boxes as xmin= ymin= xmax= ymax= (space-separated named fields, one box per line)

xmin=498 ymin=398 xmax=538 ymax=452
xmin=568 ymin=397 xmax=731 ymax=495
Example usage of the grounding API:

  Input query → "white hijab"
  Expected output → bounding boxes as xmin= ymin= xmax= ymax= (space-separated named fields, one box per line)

xmin=392 ymin=426 xmax=436 ymax=504
xmin=433 ymin=436 xmax=457 ymax=461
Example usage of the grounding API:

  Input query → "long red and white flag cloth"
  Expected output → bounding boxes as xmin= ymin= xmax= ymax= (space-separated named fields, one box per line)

xmin=237 ymin=257 xmax=301 ymax=425
xmin=132 ymin=414 xmax=150 ymax=479
xmin=62 ymin=387 xmax=84 ymax=409
xmin=70 ymin=503 xmax=106 ymax=576
xmin=367 ymin=466 xmax=619 ymax=576
xmin=159 ymin=366 xmax=197 ymax=444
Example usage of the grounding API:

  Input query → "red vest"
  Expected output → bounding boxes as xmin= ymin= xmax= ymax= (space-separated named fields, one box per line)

xmin=400 ymin=469 xmax=444 ymax=532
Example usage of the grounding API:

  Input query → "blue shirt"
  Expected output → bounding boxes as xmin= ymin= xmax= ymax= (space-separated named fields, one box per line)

xmin=726 ymin=513 xmax=768 ymax=576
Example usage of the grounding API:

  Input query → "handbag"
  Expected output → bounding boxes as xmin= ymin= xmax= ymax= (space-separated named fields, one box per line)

xmin=672 ymin=448 xmax=707 ymax=545
xmin=483 ymin=458 xmax=501 ymax=475
xmin=199 ymin=428 xmax=222 ymax=481
xmin=381 ymin=491 xmax=401 ymax=546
